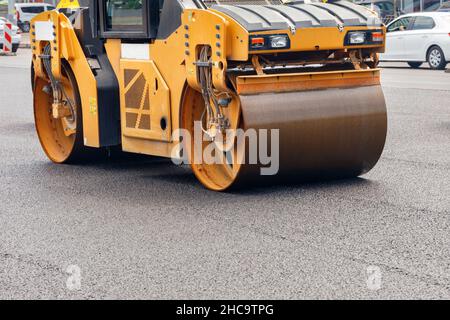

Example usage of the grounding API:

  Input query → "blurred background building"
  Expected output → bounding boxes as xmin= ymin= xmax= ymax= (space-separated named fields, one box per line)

xmin=1 ymin=0 xmax=55 ymax=19
xmin=356 ymin=0 xmax=448 ymax=24
xmin=0 ymin=0 xmax=448 ymax=23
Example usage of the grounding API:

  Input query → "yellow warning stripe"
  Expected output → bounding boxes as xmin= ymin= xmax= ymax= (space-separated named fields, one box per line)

xmin=57 ymin=0 xmax=80 ymax=9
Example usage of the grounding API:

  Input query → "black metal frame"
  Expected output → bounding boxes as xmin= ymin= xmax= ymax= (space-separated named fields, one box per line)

xmin=73 ymin=8 xmax=122 ymax=147
xmin=87 ymin=0 xmax=202 ymax=40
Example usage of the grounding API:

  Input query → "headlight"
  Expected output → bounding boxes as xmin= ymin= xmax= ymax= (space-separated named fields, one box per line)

xmin=270 ymin=35 xmax=289 ymax=49
xmin=345 ymin=30 xmax=384 ymax=46
xmin=348 ymin=32 xmax=366 ymax=44
xmin=249 ymin=34 xmax=290 ymax=50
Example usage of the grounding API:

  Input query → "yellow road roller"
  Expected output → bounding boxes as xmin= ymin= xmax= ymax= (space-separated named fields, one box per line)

xmin=31 ymin=0 xmax=387 ymax=191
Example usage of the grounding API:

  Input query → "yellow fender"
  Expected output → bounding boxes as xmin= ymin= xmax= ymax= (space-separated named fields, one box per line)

xmin=31 ymin=10 xmax=100 ymax=147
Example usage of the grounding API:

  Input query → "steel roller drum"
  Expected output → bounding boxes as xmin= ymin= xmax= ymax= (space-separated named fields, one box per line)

xmin=231 ymin=73 xmax=388 ymax=185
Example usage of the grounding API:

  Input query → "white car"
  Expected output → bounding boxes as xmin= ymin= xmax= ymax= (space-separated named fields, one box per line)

xmin=0 ymin=17 xmax=21 ymax=53
xmin=15 ymin=3 xmax=55 ymax=33
xmin=380 ymin=12 xmax=450 ymax=70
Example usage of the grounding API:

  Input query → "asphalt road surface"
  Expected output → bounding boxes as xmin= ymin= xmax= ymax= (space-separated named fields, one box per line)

xmin=0 ymin=50 xmax=449 ymax=299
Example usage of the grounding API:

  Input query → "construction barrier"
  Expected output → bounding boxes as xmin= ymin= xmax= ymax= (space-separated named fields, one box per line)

xmin=2 ymin=22 xmax=13 ymax=54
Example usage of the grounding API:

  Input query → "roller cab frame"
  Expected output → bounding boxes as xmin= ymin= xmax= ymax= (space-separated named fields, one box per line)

xmin=31 ymin=0 xmax=387 ymax=191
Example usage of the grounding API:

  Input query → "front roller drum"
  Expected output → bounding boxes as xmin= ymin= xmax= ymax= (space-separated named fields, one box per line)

xmin=182 ymin=75 xmax=387 ymax=191
xmin=238 ymin=84 xmax=387 ymax=181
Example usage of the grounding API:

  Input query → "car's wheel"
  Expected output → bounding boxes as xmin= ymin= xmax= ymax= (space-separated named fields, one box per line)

xmin=427 ymin=46 xmax=447 ymax=70
xmin=407 ymin=62 xmax=422 ymax=68
xmin=21 ymin=22 xmax=30 ymax=33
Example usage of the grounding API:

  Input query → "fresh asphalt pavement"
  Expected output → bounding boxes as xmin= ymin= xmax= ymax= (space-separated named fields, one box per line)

xmin=0 ymin=49 xmax=449 ymax=299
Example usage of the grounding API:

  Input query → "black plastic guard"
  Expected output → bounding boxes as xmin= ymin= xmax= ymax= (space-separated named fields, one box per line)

xmin=73 ymin=8 xmax=121 ymax=147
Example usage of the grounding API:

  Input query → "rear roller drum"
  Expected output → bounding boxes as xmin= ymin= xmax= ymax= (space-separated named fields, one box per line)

xmin=34 ymin=62 xmax=95 ymax=163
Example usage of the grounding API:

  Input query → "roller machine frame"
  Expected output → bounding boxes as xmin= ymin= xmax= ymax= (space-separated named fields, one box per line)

xmin=30 ymin=0 xmax=387 ymax=190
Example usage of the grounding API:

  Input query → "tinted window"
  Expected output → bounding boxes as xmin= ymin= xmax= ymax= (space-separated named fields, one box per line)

xmin=425 ymin=3 xmax=442 ymax=11
xmin=47 ymin=6 xmax=56 ymax=10
xmin=361 ymin=3 xmax=381 ymax=15
xmin=439 ymin=1 xmax=450 ymax=10
xmin=412 ymin=16 xmax=435 ymax=30
xmin=387 ymin=17 xmax=412 ymax=32
xmin=20 ymin=6 xmax=46 ymax=14
xmin=383 ymin=2 xmax=394 ymax=11
xmin=105 ymin=0 xmax=144 ymax=32
xmin=377 ymin=2 xmax=393 ymax=12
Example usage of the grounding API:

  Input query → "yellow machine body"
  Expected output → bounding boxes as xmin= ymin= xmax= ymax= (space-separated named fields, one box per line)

xmin=31 ymin=0 xmax=388 ymax=190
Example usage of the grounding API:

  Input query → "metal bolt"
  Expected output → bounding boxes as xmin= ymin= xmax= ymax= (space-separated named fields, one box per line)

xmin=185 ymin=42 xmax=189 ymax=47
xmin=216 ymin=51 xmax=221 ymax=57
xmin=184 ymin=25 xmax=189 ymax=30
xmin=184 ymin=34 xmax=189 ymax=39
xmin=185 ymin=50 xmax=190 ymax=56
xmin=216 ymin=42 xmax=220 ymax=48
xmin=215 ymin=25 xmax=220 ymax=30
xmin=216 ymin=34 xmax=220 ymax=39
